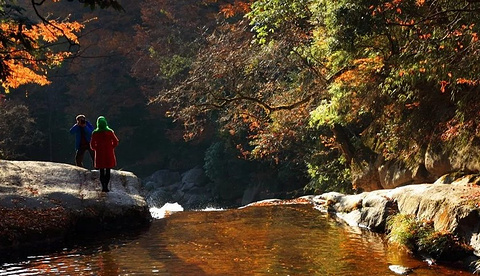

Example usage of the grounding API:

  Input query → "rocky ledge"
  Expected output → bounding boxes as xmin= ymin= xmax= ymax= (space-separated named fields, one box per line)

xmin=0 ymin=160 xmax=151 ymax=257
xmin=248 ymin=174 xmax=480 ymax=272
xmin=308 ymin=174 xmax=480 ymax=270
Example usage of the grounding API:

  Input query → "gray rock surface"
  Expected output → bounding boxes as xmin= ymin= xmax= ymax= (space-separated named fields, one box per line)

xmin=0 ymin=160 xmax=151 ymax=251
xmin=142 ymin=166 xmax=214 ymax=209
xmin=354 ymin=143 xmax=480 ymax=192
xmin=313 ymin=175 xmax=480 ymax=257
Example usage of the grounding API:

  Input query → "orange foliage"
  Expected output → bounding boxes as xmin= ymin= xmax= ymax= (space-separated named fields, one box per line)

xmin=440 ymin=119 xmax=474 ymax=141
xmin=3 ymin=60 xmax=50 ymax=89
xmin=472 ymin=32 xmax=478 ymax=43
xmin=418 ymin=33 xmax=431 ymax=40
xmin=236 ymin=143 xmax=250 ymax=159
xmin=371 ymin=0 xmax=404 ymax=16
xmin=220 ymin=0 xmax=253 ymax=18
xmin=439 ymin=80 xmax=449 ymax=93
xmin=457 ymin=78 xmax=478 ymax=86
xmin=336 ymin=56 xmax=383 ymax=86
xmin=320 ymin=135 xmax=336 ymax=148
xmin=405 ymin=101 xmax=420 ymax=109
xmin=24 ymin=21 xmax=84 ymax=43
xmin=0 ymin=18 xmax=84 ymax=92
xmin=416 ymin=0 xmax=425 ymax=6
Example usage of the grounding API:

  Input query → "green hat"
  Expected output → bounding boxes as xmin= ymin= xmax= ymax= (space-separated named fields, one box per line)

xmin=94 ymin=116 xmax=113 ymax=132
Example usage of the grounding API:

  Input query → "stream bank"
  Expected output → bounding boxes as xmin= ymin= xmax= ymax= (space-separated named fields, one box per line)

xmin=3 ymin=160 xmax=480 ymax=273
xmin=283 ymin=173 xmax=480 ymax=273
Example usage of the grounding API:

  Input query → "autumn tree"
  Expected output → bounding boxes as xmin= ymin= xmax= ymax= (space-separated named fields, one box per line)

xmin=0 ymin=0 xmax=124 ymax=160
xmin=149 ymin=0 xmax=352 ymax=193
xmin=215 ymin=0 xmax=480 ymax=192
xmin=5 ymin=1 xmax=166 ymax=175
xmin=310 ymin=0 xmax=480 ymax=169
xmin=0 ymin=0 xmax=123 ymax=93
xmin=0 ymin=0 xmax=151 ymax=170
xmin=131 ymin=0 xmax=232 ymax=98
xmin=152 ymin=0 xmax=320 ymax=155
xmin=150 ymin=0 xmax=480 ymax=193
xmin=132 ymin=0 xmax=313 ymax=199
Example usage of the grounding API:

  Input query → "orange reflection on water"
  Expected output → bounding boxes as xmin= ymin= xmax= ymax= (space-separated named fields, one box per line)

xmin=1 ymin=204 xmax=471 ymax=275
xmin=152 ymin=205 xmax=469 ymax=275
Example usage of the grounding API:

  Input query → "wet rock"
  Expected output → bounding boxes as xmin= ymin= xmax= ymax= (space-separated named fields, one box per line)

xmin=143 ymin=167 xmax=214 ymax=210
xmin=144 ymin=170 xmax=181 ymax=187
xmin=314 ymin=178 xmax=480 ymax=261
xmin=377 ymin=160 xmax=414 ymax=189
xmin=352 ymin=141 xmax=480 ymax=191
xmin=241 ymin=183 xmax=261 ymax=206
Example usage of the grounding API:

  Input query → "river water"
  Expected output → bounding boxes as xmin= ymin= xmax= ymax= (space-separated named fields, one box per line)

xmin=0 ymin=204 xmax=472 ymax=275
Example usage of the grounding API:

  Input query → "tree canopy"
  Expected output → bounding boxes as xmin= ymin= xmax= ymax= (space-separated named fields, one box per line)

xmin=152 ymin=0 xmax=480 ymax=192
xmin=5 ymin=0 xmax=480 ymax=198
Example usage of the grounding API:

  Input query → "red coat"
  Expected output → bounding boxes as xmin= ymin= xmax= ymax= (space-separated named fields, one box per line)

xmin=90 ymin=130 xmax=119 ymax=169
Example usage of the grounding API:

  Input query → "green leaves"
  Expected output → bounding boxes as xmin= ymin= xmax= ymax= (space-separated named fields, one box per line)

xmin=152 ymin=0 xmax=480 ymax=193
xmin=247 ymin=0 xmax=314 ymax=44
xmin=386 ymin=213 xmax=473 ymax=260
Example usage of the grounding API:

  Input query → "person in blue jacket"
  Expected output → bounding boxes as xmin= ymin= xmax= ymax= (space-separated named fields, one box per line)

xmin=69 ymin=114 xmax=95 ymax=168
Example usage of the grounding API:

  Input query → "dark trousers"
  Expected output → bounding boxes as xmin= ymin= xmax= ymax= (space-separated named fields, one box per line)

xmin=100 ymin=168 xmax=111 ymax=192
xmin=75 ymin=147 xmax=94 ymax=168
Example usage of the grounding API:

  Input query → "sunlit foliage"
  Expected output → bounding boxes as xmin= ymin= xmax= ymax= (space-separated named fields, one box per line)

xmin=0 ymin=0 xmax=123 ymax=93
xmin=145 ymin=0 xmax=480 ymax=192
xmin=0 ymin=18 xmax=83 ymax=92
xmin=314 ymin=0 xmax=480 ymax=161
xmin=251 ymin=0 xmax=480 ymax=190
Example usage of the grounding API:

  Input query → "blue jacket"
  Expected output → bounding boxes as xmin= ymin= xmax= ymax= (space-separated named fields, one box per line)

xmin=69 ymin=121 xmax=94 ymax=150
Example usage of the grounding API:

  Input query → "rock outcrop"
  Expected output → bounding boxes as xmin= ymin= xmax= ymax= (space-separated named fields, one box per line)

xmin=0 ymin=160 xmax=151 ymax=254
xmin=311 ymin=174 xmax=480 ymax=258
xmin=352 ymin=143 xmax=480 ymax=191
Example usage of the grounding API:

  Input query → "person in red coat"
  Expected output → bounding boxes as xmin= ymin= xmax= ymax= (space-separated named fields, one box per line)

xmin=90 ymin=116 xmax=119 ymax=192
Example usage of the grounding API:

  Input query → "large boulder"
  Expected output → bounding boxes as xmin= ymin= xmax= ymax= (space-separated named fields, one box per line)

xmin=352 ymin=142 xmax=480 ymax=192
xmin=425 ymin=143 xmax=480 ymax=178
xmin=353 ymin=157 xmax=435 ymax=191
xmin=314 ymin=176 xmax=480 ymax=256
xmin=0 ymin=160 xmax=151 ymax=253
xmin=313 ymin=190 xmax=396 ymax=232
xmin=143 ymin=170 xmax=181 ymax=191
xmin=142 ymin=167 xmax=214 ymax=210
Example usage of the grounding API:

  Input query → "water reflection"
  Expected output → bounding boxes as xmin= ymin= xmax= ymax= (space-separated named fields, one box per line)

xmin=0 ymin=205 xmax=471 ymax=275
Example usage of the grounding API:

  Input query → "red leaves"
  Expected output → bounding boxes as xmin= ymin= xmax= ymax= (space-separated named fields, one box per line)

xmin=371 ymin=0 xmax=405 ymax=16
xmin=439 ymin=80 xmax=449 ymax=93
xmin=456 ymin=78 xmax=478 ymax=85
xmin=220 ymin=0 xmax=253 ymax=18
xmin=440 ymin=118 xmax=474 ymax=141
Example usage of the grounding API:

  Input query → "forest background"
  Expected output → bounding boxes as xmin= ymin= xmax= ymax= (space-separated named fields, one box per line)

xmin=2 ymin=0 xmax=480 ymax=204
